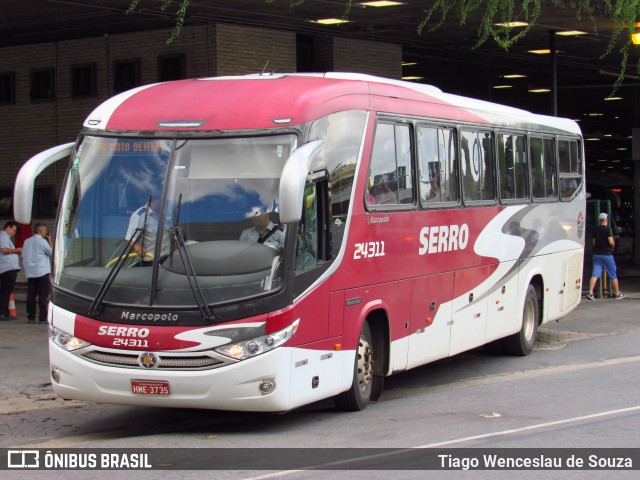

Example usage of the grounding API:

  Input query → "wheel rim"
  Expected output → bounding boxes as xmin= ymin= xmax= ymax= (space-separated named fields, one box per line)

xmin=523 ymin=297 xmax=536 ymax=342
xmin=356 ymin=334 xmax=373 ymax=391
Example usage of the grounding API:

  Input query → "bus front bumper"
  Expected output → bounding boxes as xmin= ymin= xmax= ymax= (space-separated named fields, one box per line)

xmin=49 ymin=340 xmax=296 ymax=412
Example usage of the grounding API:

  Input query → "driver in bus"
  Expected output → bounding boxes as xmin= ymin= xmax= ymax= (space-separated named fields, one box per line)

xmin=240 ymin=204 xmax=284 ymax=251
xmin=126 ymin=194 xmax=166 ymax=265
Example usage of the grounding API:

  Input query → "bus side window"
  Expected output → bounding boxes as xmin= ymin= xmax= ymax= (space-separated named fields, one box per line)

xmin=443 ymin=129 xmax=459 ymax=203
xmin=418 ymin=126 xmax=457 ymax=205
xmin=460 ymin=130 xmax=495 ymax=202
xmin=559 ymin=139 xmax=582 ymax=200
xmin=531 ymin=137 xmax=557 ymax=200
xmin=296 ymin=182 xmax=319 ymax=274
xmin=295 ymin=178 xmax=332 ymax=274
xmin=499 ymin=133 xmax=528 ymax=201
xmin=366 ymin=122 xmax=413 ymax=207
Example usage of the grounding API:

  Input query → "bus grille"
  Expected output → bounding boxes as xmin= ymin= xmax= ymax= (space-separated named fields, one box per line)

xmin=80 ymin=351 xmax=226 ymax=370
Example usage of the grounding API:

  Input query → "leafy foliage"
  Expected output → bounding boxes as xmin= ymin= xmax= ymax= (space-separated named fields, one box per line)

xmin=601 ymin=0 xmax=640 ymax=91
xmin=418 ymin=0 xmax=540 ymax=49
xmin=129 ymin=0 xmax=640 ymax=89
xmin=417 ymin=1 xmax=640 ymax=92
xmin=126 ymin=0 xmax=190 ymax=45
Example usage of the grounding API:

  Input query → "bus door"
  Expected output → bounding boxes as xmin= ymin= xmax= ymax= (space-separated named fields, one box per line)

xmin=407 ymin=272 xmax=454 ymax=369
xmin=449 ymin=265 xmax=492 ymax=356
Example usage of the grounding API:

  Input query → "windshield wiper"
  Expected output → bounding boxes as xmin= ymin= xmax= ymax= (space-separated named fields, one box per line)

xmin=169 ymin=193 xmax=182 ymax=259
xmin=88 ymin=196 xmax=154 ymax=316
xmin=87 ymin=227 xmax=144 ymax=317
xmin=170 ymin=225 xmax=214 ymax=322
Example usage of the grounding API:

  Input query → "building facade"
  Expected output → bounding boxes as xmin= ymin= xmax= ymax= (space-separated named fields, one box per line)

xmin=0 ymin=23 xmax=401 ymax=226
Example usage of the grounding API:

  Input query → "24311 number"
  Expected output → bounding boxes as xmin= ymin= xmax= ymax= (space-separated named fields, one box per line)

xmin=354 ymin=241 xmax=386 ymax=260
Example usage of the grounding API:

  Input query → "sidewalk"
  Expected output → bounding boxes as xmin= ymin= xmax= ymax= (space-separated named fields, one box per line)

xmin=7 ymin=284 xmax=33 ymax=321
xmin=13 ymin=282 xmax=27 ymax=303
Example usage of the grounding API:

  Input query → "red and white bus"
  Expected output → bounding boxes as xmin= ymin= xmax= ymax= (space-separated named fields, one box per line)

xmin=15 ymin=72 xmax=585 ymax=412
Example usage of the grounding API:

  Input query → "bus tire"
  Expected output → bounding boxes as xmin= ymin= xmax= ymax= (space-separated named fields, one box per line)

xmin=335 ymin=322 xmax=375 ymax=411
xmin=370 ymin=373 xmax=384 ymax=402
xmin=503 ymin=284 xmax=539 ymax=356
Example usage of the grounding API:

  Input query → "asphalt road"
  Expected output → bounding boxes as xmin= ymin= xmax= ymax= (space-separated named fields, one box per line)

xmin=1 ymin=291 xmax=639 ymax=479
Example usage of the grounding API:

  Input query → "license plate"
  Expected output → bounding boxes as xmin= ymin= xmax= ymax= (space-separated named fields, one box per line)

xmin=131 ymin=380 xmax=171 ymax=396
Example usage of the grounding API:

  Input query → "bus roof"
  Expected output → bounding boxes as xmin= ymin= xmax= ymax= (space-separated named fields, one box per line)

xmin=83 ymin=72 xmax=581 ymax=136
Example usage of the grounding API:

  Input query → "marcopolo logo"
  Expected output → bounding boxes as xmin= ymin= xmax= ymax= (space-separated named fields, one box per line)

xmin=120 ymin=311 xmax=179 ymax=322
xmin=138 ymin=352 xmax=160 ymax=369
xmin=577 ymin=211 xmax=585 ymax=239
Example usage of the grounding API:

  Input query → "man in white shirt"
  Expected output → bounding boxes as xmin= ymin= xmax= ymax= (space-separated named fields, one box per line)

xmin=21 ymin=223 xmax=52 ymax=324
xmin=0 ymin=221 xmax=22 ymax=321
xmin=125 ymin=195 xmax=167 ymax=264
xmin=239 ymin=209 xmax=284 ymax=251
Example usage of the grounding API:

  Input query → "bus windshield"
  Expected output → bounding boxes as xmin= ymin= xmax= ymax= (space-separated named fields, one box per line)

xmin=55 ymin=134 xmax=297 ymax=308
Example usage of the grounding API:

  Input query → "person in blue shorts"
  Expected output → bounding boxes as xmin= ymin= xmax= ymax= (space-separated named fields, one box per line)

xmin=586 ymin=212 xmax=625 ymax=300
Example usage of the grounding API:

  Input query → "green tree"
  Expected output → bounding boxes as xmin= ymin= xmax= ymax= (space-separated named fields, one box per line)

xmin=126 ymin=0 xmax=190 ymax=45
xmin=127 ymin=0 xmax=640 ymax=90
xmin=419 ymin=1 xmax=640 ymax=92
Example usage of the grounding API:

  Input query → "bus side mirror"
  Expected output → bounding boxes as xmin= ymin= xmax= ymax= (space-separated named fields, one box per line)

xmin=278 ymin=140 xmax=323 ymax=224
xmin=14 ymin=143 xmax=75 ymax=224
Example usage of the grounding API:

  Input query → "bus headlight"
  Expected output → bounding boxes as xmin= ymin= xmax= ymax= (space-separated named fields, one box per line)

xmin=49 ymin=326 xmax=91 ymax=351
xmin=215 ymin=319 xmax=299 ymax=360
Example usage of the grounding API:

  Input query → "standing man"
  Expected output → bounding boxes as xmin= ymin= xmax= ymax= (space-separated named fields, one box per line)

xmin=21 ymin=223 xmax=52 ymax=324
xmin=586 ymin=212 xmax=625 ymax=300
xmin=0 ymin=221 xmax=22 ymax=321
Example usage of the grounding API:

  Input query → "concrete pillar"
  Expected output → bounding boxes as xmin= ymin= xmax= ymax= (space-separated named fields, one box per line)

xmin=632 ymin=127 xmax=640 ymax=264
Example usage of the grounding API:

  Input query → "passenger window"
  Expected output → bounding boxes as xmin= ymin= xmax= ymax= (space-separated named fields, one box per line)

xmin=307 ymin=110 xmax=367 ymax=256
xmin=460 ymin=130 xmax=495 ymax=202
xmin=498 ymin=133 xmax=528 ymax=201
xmin=366 ymin=123 xmax=414 ymax=207
xmin=295 ymin=182 xmax=318 ymax=274
xmin=530 ymin=137 xmax=557 ymax=200
xmin=417 ymin=126 xmax=458 ymax=205
xmin=558 ymin=139 xmax=582 ymax=200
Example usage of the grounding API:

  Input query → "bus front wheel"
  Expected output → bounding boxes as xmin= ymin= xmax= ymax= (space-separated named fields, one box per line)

xmin=335 ymin=322 xmax=375 ymax=411
xmin=503 ymin=284 xmax=539 ymax=356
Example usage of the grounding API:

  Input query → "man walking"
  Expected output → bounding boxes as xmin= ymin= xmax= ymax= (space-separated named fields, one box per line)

xmin=21 ymin=223 xmax=52 ymax=324
xmin=0 ymin=221 xmax=22 ymax=321
xmin=586 ymin=212 xmax=625 ymax=300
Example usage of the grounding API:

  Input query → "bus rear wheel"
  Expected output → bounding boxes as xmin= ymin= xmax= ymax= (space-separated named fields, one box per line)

xmin=335 ymin=322 xmax=375 ymax=411
xmin=503 ymin=284 xmax=539 ymax=356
